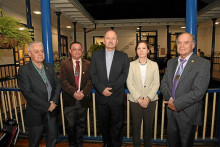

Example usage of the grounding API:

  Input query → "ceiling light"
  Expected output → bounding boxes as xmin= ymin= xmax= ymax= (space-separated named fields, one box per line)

xmin=181 ymin=26 xmax=186 ymax=29
xmin=137 ymin=27 xmax=140 ymax=30
xmin=33 ymin=11 xmax=41 ymax=14
xmin=215 ymin=22 xmax=219 ymax=25
xmin=19 ymin=27 xmax=25 ymax=30
xmin=66 ymin=26 xmax=72 ymax=28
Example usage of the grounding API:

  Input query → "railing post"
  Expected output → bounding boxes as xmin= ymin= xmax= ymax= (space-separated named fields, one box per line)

xmin=216 ymin=93 xmax=220 ymax=147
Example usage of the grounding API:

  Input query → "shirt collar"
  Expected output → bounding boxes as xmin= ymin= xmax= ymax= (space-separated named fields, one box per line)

xmin=178 ymin=52 xmax=193 ymax=62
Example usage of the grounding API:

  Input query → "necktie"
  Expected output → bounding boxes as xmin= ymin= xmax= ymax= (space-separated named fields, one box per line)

xmin=172 ymin=59 xmax=186 ymax=99
xmin=75 ymin=61 xmax=80 ymax=89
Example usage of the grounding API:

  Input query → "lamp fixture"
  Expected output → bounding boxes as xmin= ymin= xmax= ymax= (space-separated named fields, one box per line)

xmin=33 ymin=11 xmax=41 ymax=15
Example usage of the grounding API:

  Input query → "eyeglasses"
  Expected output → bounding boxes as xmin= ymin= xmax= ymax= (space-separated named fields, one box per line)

xmin=71 ymin=48 xmax=83 ymax=52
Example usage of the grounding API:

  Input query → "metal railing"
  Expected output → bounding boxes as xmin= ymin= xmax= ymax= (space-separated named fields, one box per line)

xmin=0 ymin=87 xmax=219 ymax=144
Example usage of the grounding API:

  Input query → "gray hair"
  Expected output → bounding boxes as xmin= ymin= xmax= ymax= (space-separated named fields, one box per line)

xmin=176 ymin=32 xmax=196 ymax=45
xmin=27 ymin=41 xmax=44 ymax=51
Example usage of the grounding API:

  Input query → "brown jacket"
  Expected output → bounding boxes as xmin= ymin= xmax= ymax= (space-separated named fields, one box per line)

xmin=60 ymin=58 xmax=93 ymax=108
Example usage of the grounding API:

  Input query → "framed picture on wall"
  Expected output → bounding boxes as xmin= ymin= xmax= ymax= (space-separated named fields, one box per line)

xmin=93 ymin=36 xmax=104 ymax=45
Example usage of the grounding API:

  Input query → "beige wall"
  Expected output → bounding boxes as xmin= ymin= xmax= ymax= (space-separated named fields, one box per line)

xmin=1 ymin=5 xmax=220 ymax=63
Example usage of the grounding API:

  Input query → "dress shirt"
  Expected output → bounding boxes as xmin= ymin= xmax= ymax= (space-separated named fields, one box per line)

xmin=72 ymin=58 xmax=82 ymax=91
xmin=105 ymin=48 xmax=115 ymax=80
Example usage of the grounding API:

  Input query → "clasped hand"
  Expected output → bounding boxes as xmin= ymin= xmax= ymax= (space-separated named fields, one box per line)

xmin=48 ymin=101 xmax=57 ymax=112
xmin=73 ymin=90 xmax=84 ymax=100
xmin=102 ymin=87 xmax=112 ymax=97
xmin=137 ymin=97 xmax=150 ymax=108
xmin=164 ymin=98 xmax=177 ymax=111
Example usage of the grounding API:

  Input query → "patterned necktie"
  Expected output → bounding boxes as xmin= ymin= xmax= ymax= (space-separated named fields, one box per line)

xmin=172 ymin=59 xmax=187 ymax=99
xmin=75 ymin=61 xmax=80 ymax=89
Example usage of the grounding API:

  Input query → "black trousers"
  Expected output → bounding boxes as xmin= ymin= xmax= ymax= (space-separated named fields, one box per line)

xmin=130 ymin=101 xmax=156 ymax=147
xmin=64 ymin=103 xmax=87 ymax=147
xmin=28 ymin=112 xmax=57 ymax=147
xmin=167 ymin=111 xmax=196 ymax=147
xmin=97 ymin=103 xmax=124 ymax=147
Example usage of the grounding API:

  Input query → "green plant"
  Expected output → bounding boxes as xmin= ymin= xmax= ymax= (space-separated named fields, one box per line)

xmin=54 ymin=56 xmax=68 ymax=74
xmin=88 ymin=42 xmax=105 ymax=55
xmin=0 ymin=9 xmax=33 ymax=48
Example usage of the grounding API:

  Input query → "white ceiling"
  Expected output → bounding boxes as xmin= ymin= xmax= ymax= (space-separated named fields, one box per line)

xmin=1 ymin=0 xmax=220 ymax=31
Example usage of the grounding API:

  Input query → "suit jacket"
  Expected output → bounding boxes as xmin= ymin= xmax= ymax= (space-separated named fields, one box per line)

xmin=60 ymin=58 xmax=93 ymax=108
xmin=161 ymin=54 xmax=210 ymax=125
xmin=17 ymin=61 xmax=61 ymax=127
xmin=90 ymin=49 xmax=130 ymax=105
xmin=126 ymin=59 xmax=160 ymax=103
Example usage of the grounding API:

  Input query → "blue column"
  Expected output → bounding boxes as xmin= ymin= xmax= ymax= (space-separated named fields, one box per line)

xmin=186 ymin=0 xmax=197 ymax=54
xmin=25 ymin=0 xmax=33 ymax=29
xmin=55 ymin=12 xmax=62 ymax=58
xmin=41 ymin=0 xmax=53 ymax=64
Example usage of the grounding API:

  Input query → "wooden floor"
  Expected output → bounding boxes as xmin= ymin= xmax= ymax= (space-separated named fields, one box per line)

xmin=14 ymin=138 xmax=217 ymax=147
xmin=14 ymin=138 xmax=166 ymax=147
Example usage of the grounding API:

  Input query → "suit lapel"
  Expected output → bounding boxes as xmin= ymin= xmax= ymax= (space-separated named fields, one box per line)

xmin=145 ymin=60 xmax=152 ymax=83
xmin=170 ymin=58 xmax=178 ymax=86
xmin=44 ymin=63 xmax=52 ymax=85
xmin=29 ymin=62 xmax=46 ymax=86
xmin=101 ymin=49 xmax=108 ymax=81
xmin=178 ymin=54 xmax=196 ymax=83
xmin=134 ymin=60 xmax=142 ymax=84
xmin=109 ymin=50 xmax=119 ymax=81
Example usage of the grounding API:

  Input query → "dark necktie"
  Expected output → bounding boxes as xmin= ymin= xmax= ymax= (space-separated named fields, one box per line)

xmin=172 ymin=59 xmax=187 ymax=99
xmin=75 ymin=61 xmax=80 ymax=89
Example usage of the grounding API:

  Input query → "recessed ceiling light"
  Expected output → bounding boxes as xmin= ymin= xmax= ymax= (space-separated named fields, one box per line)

xmin=19 ymin=27 xmax=25 ymax=30
xmin=33 ymin=11 xmax=41 ymax=14
xmin=66 ymin=26 xmax=72 ymax=28
xmin=181 ymin=26 xmax=186 ymax=29
xmin=215 ymin=22 xmax=219 ymax=25
xmin=137 ymin=27 xmax=140 ymax=30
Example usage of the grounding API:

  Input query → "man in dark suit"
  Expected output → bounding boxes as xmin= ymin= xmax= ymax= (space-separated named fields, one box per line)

xmin=161 ymin=32 xmax=210 ymax=147
xmin=90 ymin=30 xmax=130 ymax=147
xmin=60 ymin=41 xmax=93 ymax=147
xmin=17 ymin=41 xmax=61 ymax=147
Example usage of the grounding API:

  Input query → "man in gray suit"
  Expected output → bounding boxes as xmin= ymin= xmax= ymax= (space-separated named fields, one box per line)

xmin=18 ymin=41 xmax=61 ymax=147
xmin=161 ymin=32 xmax=210 ymax=147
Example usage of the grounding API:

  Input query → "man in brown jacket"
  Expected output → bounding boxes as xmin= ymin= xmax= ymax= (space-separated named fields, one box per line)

xmin=60 ymin=41 xmax=93 ymax=147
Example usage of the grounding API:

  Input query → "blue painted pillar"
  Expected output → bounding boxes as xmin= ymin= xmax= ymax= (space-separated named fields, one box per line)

xmin=41 ymin=0 xmax=53 ymax=64
xmin=55 ymin=12 xmax=62 ymax=58
xmin=186 ymin=0 xmax=197 ymax=54
xmin=25 ymin=0 xmax=33 ymax=29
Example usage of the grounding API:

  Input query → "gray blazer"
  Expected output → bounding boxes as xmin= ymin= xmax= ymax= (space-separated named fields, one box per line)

xmin=17 ymin=61 xmax=61 ymax=127
xmin=161 ymin=54 xmax=210 ymax=125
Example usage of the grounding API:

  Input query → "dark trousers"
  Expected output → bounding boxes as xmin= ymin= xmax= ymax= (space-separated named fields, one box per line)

xmin=97 ymin=103 xmax=124 ymax=147
xmin=167 ymin=111 xmax=196 ymax=147
xmin=28 ymin=112 xmax=57 ymax=147
xmin=64 ymin=103 xmax=87 ymax=147
xmin=130 ymin=101 xmax=156 ymax=147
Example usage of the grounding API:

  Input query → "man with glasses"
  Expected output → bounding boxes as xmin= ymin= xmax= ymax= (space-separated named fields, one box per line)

xmin=60 ymin=41 xmax=93 ymax=147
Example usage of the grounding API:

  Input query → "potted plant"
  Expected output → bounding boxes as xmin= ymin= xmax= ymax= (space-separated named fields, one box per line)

xmin=0 ymin=9 xmax=33 ymax=49
xmin=88 ymin=42 xmax=105 ymax=55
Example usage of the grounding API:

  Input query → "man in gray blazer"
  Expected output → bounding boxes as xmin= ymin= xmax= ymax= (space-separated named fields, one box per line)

xmin=161 ymin=33 xmax=210 ymax=147
xmin=90 ymin=30 xmax=130 ymax=147
xmin=17 ymin=41 xmax=61 ymax=147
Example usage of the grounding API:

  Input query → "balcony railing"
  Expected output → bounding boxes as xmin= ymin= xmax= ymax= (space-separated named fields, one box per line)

xmin=0 ymin=86 xmax=219 ymax=145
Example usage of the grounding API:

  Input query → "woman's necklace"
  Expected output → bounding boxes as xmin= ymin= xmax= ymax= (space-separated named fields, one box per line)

xmin=139 ymin=59 xmax=147 ymax=65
